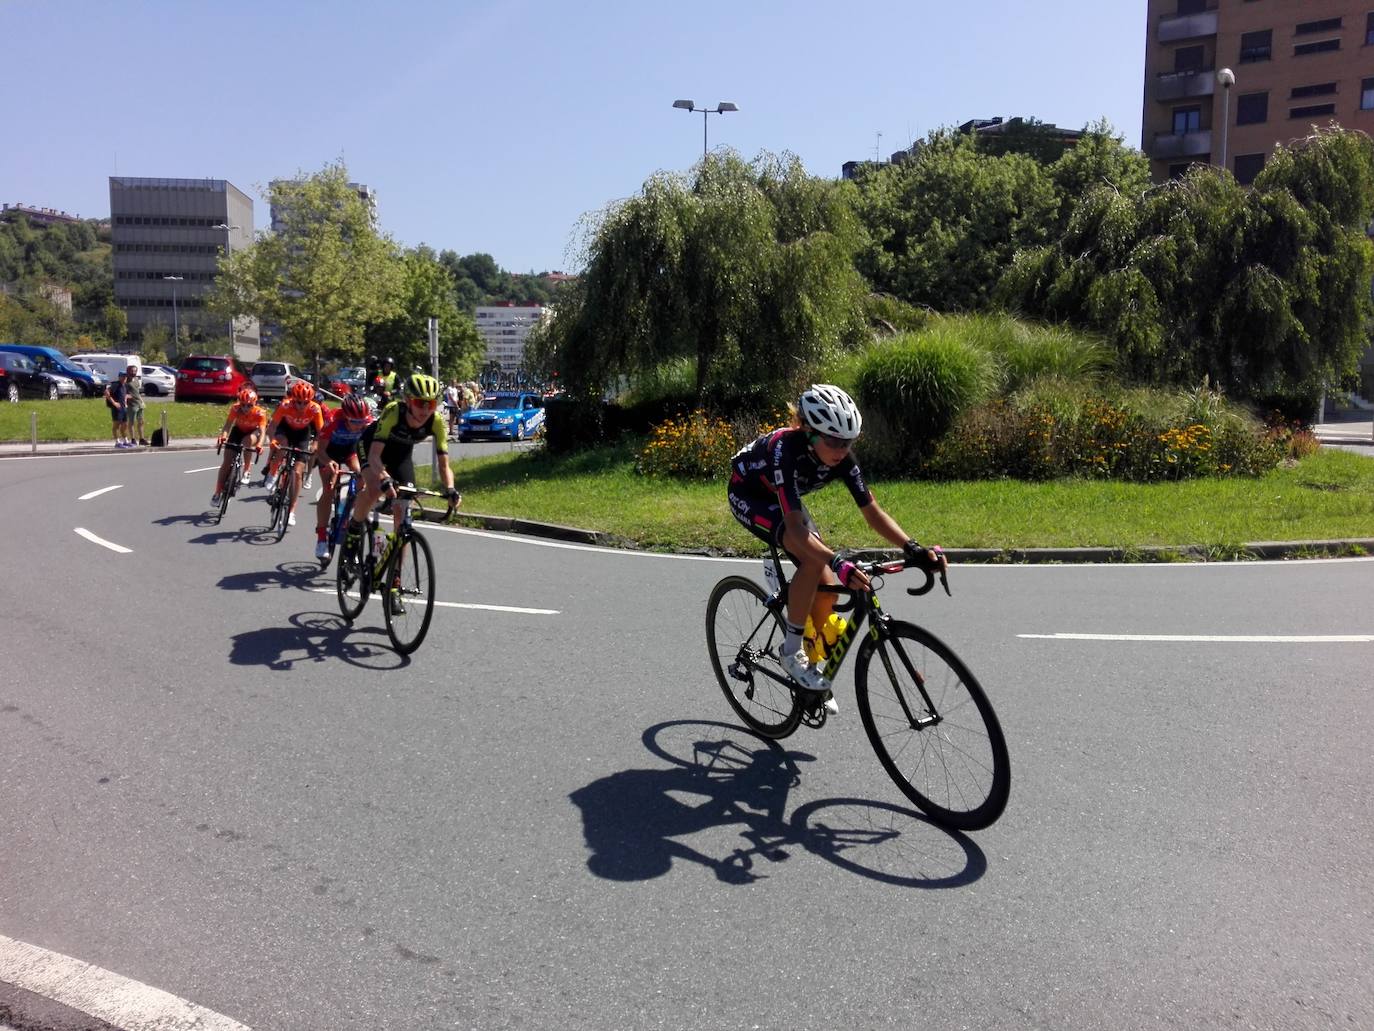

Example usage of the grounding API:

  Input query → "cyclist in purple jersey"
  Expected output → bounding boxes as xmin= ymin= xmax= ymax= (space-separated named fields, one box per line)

xmin=728 ymin=384 xmax=946 ymax=703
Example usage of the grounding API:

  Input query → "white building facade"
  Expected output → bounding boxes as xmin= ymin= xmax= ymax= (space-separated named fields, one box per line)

xmin=475 ymin=304 xmax=545 ymax=371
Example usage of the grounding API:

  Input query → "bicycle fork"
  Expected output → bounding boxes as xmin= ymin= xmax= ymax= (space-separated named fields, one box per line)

xmin=872 ymin=618 xmax=942 ymax=730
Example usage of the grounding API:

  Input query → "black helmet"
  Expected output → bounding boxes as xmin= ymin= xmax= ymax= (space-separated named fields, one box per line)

xmin=383 ymin=356 xmax=395 ymax=366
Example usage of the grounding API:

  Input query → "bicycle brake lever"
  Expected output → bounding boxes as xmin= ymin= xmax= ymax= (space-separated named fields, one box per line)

xmin=939 ymin=568 xmax=951 ymax=596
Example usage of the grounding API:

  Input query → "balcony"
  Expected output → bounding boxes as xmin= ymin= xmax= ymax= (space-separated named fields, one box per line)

xmin=1158 ymin=9 xmax=1218 ymax=43
xmin=1151 ymin=129 xmax=1212 ymax=160
xmin=1153 ymin=68 xmax=1216 ymax=102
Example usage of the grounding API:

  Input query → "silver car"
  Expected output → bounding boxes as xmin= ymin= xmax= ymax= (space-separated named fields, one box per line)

xmin=250 ymin=361 xmax=302 ymax=400
xmin=138 ymin=365 xmax=177 ymax=396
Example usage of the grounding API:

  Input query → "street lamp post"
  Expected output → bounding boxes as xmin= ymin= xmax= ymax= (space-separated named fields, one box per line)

xmin=163 ymin=275 xmax=183 ymax=352
xmin=672 ymin=99 xmax=739 ymax=157
xmin=1216 ymin=67 xmax=1235 ymax=173
xmin=211 ymin=223 xmax=241 ymax=350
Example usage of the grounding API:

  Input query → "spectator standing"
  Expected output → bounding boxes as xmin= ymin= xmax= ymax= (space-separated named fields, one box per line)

xmin=105 ymin=371 xmax=130 ymax=449
xmin=444 ymin=380 xmax=461 ymax=437
xmin=124 ymin=364 xmax=148 ymax=446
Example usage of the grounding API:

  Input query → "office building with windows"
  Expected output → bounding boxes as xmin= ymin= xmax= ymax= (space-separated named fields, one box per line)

xmin=1143 ymin=1 xmax=1374 ymax=183
xmin=109 ymin=177 xmax=259 ymax=359
xmin=475 ymin=304 xmax=545 ymax=371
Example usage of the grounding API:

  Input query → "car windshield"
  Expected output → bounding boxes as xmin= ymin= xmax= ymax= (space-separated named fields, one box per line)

xmin=479 ymin=396 xmax=518 ymax=410
xmin=182 ymin=358 xmax=229 ymax=372
xmin=255 ymin=363 xmax=286 ymax=376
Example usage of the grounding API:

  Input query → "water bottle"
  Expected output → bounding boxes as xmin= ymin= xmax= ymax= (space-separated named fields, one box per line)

xmin=804 ymin=616 xmax=824 ymax=664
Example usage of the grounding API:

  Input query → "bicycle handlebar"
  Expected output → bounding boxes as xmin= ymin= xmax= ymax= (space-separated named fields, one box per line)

xmin=840 ymin=548 xmax=951 ymax=598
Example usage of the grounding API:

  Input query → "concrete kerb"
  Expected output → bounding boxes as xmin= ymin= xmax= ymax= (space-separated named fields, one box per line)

xmin=7 ymin=436 xmax=1373 ymax=563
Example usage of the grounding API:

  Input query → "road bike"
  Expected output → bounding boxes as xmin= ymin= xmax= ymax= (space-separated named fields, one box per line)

xmin=335 ymin=483 xmax=459 ymax=654
xmin=704 ymin=544 xmax=1010 ymax=831
xmin=211 ymin=441 xmax=260 ymax=524
xmin=318 ymin=468 xmax=358 ymax=570
xmin=265 ymin=444 xmax=313 ymax=542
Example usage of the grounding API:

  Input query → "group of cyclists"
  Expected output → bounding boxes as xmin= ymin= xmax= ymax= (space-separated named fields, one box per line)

xmin=210 ymin=370 xmax=460 ymax=563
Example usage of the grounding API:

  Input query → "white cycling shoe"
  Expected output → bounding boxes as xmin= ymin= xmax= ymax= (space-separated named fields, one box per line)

xmin=782 ymin=650 xmax=840 ymax=715
xmin=287 ymin=511 xmax=297 ymax=527
xmin=315 ymin=538 xmax=329 ymax=560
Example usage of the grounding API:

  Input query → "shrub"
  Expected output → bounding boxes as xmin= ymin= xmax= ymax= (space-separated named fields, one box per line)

xmin=543 ymin=396 xmax=611 ymax=454
xmin=854 ymin=327 xmax=998 ymax=474
xmin=636 ymin=410 xmax=741 ymax=480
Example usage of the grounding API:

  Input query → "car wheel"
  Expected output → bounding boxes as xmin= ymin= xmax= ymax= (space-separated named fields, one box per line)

xmin=515 ymin=422 xmax=525 ymax=441
xmin=145 ymin=384 xmax=160 ymax=397
xmin=458 ymin=434 xmax=471 ymax=443
xmin=6 ymin=384 xmax=18 ymax=403
xmin=47 ymin=384 xmax=59 ymax=400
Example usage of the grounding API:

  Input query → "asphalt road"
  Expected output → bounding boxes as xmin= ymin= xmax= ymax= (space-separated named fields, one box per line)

xmin=1 ymin=448 xmax=1371 ymax=1031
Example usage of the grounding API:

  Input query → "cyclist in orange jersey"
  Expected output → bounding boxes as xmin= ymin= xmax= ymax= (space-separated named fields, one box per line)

xmin=261 ymin=380 xmax=325 ymax=528
xmin=211 ymin=387 xmax=268 ymax=506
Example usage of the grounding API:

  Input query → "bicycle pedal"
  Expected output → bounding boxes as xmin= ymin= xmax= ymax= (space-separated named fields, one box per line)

xmin=799 ymin=702 xmax=828 ymax=730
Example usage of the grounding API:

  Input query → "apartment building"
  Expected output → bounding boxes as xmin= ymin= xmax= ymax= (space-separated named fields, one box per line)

xmin=109 ymin=177 xmax=259 ymax=359
xmin=475 ymin=304 xmax=545 ymax=371
xmin=1142 ymin=0 xmax=1374 ymax=182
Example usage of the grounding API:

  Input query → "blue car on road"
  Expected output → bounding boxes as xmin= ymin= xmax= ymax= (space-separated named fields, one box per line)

xmin=457 ymin=392 xmax=545 ymax=442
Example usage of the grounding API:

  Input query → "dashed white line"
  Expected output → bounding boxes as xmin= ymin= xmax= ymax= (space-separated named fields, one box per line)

xmin=1019 ymin=632 xmax=1374 ymax=643
xmin=0 ymin=932 xmax=251 ymax=1030
xmin=309 ymin=587 xmax=557 ymax=615
xmin=184 ymin=465 xmax=220 ymax=474
xmin=74 ymin=527 xmax=131 ymax=554
xmin=77 ymin=484 xmax=122 ymax=501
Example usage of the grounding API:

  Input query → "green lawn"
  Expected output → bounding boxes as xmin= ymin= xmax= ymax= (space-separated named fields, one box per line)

xmin=0 ymin=397 xmax=227 ymax=441
xmin=441 ymin=445 xmax=1374 ymax=554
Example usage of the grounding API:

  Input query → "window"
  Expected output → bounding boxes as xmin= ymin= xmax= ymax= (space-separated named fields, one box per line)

xmin=1175 ymin=0 xmax=1206 ymax=13
xmin=1295 ymin=17 xmax=1342 ymax=35
xmin=1294 ymin=38 xmax=1341 ymax=55
xmin=1291 ymin=82 xmax=1337 ymax=98
xmin=1367 ymin=13 xmax=1374 ymax=45
xmin=1240 ymin=29 xmax=1272 ymax=62
xmin=1290 ymin=103 xmax=1336 ymax=118
xmin=1172 ymin=106 xmax=1202 ymax=134
xmin=1362 ymin=77 xmax=1374 ymax=110
xmin=1174 ymin=44 xmax=1205 ymax=72
xmin=1236 ymin=92 xmax=1269 ymax=124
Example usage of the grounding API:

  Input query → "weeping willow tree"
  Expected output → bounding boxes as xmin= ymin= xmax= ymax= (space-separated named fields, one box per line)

xmin=530 ymin=151 xmax=868 ymax=402
xmin=998 ymin=126 xmax=1374 ymax=409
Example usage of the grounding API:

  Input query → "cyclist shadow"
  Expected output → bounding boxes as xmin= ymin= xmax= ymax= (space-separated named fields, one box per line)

xmin=229 ymin=611 xmax=404 ymax=671
xmin=569 ymin=719 xmax=986 ymax=889
xmin=185 ymin=526 xmax=268 ymax=546
xmin=152 ymin=512 xmax=219 ymax=529
xmin=217 ymin=561 xmax=329 ymax=594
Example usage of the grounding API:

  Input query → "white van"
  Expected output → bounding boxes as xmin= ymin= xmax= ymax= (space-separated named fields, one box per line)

xmin=69 ymin=353 xmax=142 ymax=384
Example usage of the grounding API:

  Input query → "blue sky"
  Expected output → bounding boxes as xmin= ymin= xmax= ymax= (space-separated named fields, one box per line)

xmin=4 ymin=0 xmax=1147 ymax=273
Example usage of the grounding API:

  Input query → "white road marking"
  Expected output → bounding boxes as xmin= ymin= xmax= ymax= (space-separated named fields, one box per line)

xmin=73 ymin=527 xmax=131 ymax=554
xmin=184 ymin=465 xmax=219 ymax=474
xmin=0 ymin=932 xmax=251 ymax=1030
xmin=310 ymin=587 xmax=558 ymax=615
xmin=1019 ymin=632 xmax=1374 ymax=643
xmin=77 ymin=484 xmax=122 ymax=500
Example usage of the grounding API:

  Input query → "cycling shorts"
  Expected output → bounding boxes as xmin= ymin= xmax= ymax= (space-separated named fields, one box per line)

xmin=227 ymin=425 xmax=260 ymax=448
xmin=324 ymin=439 xmax=361 ymax=465
xmin=273 ymin=423 xmax=313 ymax=450
xmin=728 ymin=480 xmax=818 ymax=565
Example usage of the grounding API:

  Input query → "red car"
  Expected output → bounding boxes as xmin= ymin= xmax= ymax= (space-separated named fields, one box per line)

xmin=174 ymin=354 xmax=252 ymax=402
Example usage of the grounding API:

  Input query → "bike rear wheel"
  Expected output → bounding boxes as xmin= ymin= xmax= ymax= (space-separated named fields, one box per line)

xmin=384 ymin=529 xmax=435 ymax=654
xmin=336 ymin=529 xmax=371 ymax=622
xmin=705 ymin=576 xmax=801 ymax=739
xmin=854 ymin=622 xmax=1009 ymax=831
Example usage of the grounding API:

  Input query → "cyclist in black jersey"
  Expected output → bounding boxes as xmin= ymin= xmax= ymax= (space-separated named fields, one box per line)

xmin=347 ymin=373 xmax=460 ymax=549
xmin=728 ymin=384 xmax=946 ymax=704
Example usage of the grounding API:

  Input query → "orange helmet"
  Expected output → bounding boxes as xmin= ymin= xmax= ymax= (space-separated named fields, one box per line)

xmin=237 ymin=387 xmax=258 ymax=406
xmin=288 ymin=379 xmax=314 ymax=402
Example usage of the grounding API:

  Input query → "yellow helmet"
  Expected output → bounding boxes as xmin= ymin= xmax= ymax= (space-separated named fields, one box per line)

xmin=407 ymin=372 xmax=440 ymax=400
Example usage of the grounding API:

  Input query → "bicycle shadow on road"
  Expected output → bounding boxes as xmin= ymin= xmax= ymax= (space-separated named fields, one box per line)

xmin=216 ymin=561 xmax=329 ymax=594
xmin=229 ymin=611 xmax=405 ymax=671
xmin=152 ymin=512 xmax=219 ymax=530
xmin=569 ymin=719 xmax=986 ymax=889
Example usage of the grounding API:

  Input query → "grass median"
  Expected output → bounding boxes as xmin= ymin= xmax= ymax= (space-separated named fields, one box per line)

xmin=440 ymin=444 xmax=1374 ymax=555
xmin=0 ymin=397 xmax=227 ymax=441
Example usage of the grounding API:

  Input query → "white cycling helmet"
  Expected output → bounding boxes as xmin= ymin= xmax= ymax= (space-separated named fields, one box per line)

xmin=798 ymin=384 xmax=862 ymax=440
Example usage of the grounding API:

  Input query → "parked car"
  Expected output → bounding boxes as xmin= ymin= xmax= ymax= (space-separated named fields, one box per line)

xmin=249 ymin=360 xmax=303 ymax=400
xmin=174 ymin=354 xmax=251 ymax=402
xmin=0 ymin=351 xmax=78 ymax=401
xmin=138 ymin=365 xmax=177 ymax=396
xmin=0 ymin=344 xmax=106 ymax=396
xmin=457 ymin=392 xmax=545 ymax=441
xmin=68 ymin=352 xmax=142 ymax=384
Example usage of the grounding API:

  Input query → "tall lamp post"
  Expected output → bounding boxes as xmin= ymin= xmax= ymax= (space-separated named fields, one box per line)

xmin=211 ymin=223 xmax=241 ymax=350
xmin=162 ymin=275 xmax=183 ymax=353
xmin=672 ymin=99 xmax=739 ymax=157
xmin=1216 ymin=67 xmax=1235 ymax=173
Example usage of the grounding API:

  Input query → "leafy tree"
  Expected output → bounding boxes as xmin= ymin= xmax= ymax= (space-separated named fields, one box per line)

xmin=104 ymin=303 xmax=128 ymax=346
xmin=972 ymin=117 xmax=1074 ymax=164
xmin=207 ymin=161 xmax=403 ymax=371
xmin=364 ymin=247 xmax=486 ymax=380
xmin=140 ymin=323 xmax=171 ymax=363
xmin=853 ymin=131 xmax=1059 ymax=312
xmin=533 ymin=150 xmax=867 ymax=400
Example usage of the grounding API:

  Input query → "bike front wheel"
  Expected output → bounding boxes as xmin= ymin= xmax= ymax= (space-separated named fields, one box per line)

xmin=705 ymin=576 xmax=801 ymax=739
xmin=854 ymin=622 xmax=1010 ymax=831
xmin=336 ymin=531 xmax=371 ymax=623
xmin=383 ymin=530 xmax=435 ymax=654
